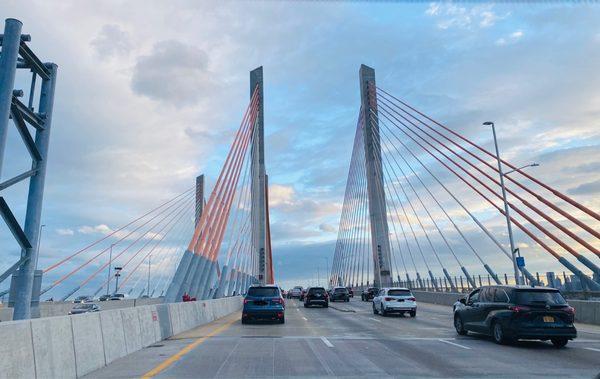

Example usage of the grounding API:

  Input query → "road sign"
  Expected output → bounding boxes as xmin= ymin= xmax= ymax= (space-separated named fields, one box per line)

xmin=516 ymin=256 xmax=526 ymax=268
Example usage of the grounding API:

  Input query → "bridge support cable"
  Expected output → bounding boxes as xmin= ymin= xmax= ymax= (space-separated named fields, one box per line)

xmin=64 ymin=194 xmax=194 ymax=300
xmin=374 ymin=114 xmax=495 ymax=288
xmin=165 ymin=85 xmax=259 ymax=302
xmin=377 ymin=117 xmax=518 ymax=287
xmin=374 ymin=101 xmax=599 ymax=289
xmin=376 ymin=102 xmax=600 ymax=282
xmin=41 ymin=189 xmax=195 ymax=298
xmin=370 ymin=117 xmax=464 ymax=290
xmin=331 ymin=113 xmax=367 ymax=287
xmin=376 ymin=93 xmax=600 ymax=266
xmin=376 ymin=86 xmax=600 ymax=226
xmin=367 ymin=125 xmax=438 ymax=290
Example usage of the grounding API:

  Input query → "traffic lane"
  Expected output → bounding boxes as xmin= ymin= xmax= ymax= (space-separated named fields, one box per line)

xmin=344 ymin=298 xmax=600 ymax=374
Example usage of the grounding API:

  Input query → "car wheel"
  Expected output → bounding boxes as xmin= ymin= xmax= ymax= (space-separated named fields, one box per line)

xmin=551 ymin=338 xmax=568 ymax=348
xmin=454 ymin=315 xmax=467 ymax=335
xmin=304 ymin=303 xmax=308 ymax=308
xmin=324 ymin=303 xmax=328 ymax=308
xmin=492 ymin=321 xmax=510 ymax=345
xmin=381 ymin=304 xmax=387 ymax=317
xmin=373 ymin=303 xmax=379 ymax=314
xmin=409 ymin=310 xmax=416 ymax=318
xmin=280 ymin=316 xmax=285 ymax=324
xmin=241 ymin=317 xmax=248 ymax=325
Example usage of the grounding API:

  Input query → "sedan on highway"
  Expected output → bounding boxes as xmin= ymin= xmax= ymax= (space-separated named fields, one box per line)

xmin=288 ymin=286 xmax=303 ymax=299
xmin=69 ymin=303 xmax=100 ymax=315
xmin=330 ymin=286 xmax=350 ymax=302
xmin=453 ymin=285 xmax=577 ymax=347
xmin=373 ymin=288 xmax=417 ymax=317
xmin=242 ymin=285 xmax=285 ymax=324
xmin=304 ymin=286 xmax=329 ymax=308
xmin=361 ymin=287 xmax=379 ymax=301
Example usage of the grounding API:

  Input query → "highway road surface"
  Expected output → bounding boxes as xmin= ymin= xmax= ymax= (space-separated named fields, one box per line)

xmin=86 ymin=298 xmax=600 ymax=378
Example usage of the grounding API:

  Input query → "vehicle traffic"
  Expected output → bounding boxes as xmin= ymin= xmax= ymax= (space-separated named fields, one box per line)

xmin=453 ymin=285 xmax=577 ymax=347
xmin=330 ymin=286 xmax=350 ymax=302
xmin=288 ymin=286 xmax=303 ymax=299
xmin=372 ymin=288 xmax=417 ymax=317
xmin=361 ymin=287 xmax=379 ymax=301
xmin=304 ymin=287 xmax=329 ymax=308
xmin=109 ymin=293 xmax=126 ymax=300
xmin=242 ymin=285 xmax=285 ymax=324
xmin=73 ymin=295 xmax=93 ymax=303
xmin=69 ymin=303 xmax=100 ymax=315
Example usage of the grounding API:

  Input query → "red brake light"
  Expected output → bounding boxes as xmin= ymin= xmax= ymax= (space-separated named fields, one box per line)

xmin=565 ymin=306 xmax=575 ymax=315
xmin=272 ymin=298 xmax=283 ymax=304
xmin=384 ymin=297 xmax=393 ymax=301
xmin=408 ymin=297 xmax=416 ymax=301
xmin=509 ymin=305 xmax=531 ymax=313
xmin=243 ymin=299 xmax=250 ymax=304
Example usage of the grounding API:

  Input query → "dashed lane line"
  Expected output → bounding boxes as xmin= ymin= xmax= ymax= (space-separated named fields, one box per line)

xmin=321 ymin=336 xmax=334 ymax=347
xmin=584 ymin=347 xmax=600 ymax=352
xmin=438 ymin=339 xmax=472 ymax=350
xmin=368 ymin=317 xmax=382 ymax=323
xmin=302 ymin=316 xmax=308 ymax=321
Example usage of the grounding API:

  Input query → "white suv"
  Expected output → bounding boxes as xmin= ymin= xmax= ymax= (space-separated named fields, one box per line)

xmin=373 ymin=288 xmax=417 ymax=317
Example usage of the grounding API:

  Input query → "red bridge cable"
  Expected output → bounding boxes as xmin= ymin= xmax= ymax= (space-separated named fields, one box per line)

xmin=187 ymin=87 xmax=259 ymax=253
xmin=41 ymin=191 xmax=194 ymax=293
xmin=43 ymin=186 xmax=194 ymax=273
xmin=375 ymin=86 xmax=600 ymax=223
xmin=374 ymin=108 xmax=594 ymax=269
xmin=375 ymin=89 xmax=600 ymax=241
xmin=375 ymin=99 xmax=600 ymax=259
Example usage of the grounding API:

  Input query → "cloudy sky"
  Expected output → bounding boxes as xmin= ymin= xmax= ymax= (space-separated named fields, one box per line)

xmin=1 ymin=1 xmax=599 ymax=295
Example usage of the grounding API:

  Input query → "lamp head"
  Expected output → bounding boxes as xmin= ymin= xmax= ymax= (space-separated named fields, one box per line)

xmin=483 ymin=121 xmax=494 ymax=126
xmin=531 ymin=163 xmax=540 ymax=167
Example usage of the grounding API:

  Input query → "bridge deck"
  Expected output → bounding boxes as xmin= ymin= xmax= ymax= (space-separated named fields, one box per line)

xmin=85 ymin=299 xmax=600 ymax=378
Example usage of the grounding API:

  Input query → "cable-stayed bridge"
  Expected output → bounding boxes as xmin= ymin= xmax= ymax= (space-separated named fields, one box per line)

xmin=1 ymin=18 xmax=600 ymax=379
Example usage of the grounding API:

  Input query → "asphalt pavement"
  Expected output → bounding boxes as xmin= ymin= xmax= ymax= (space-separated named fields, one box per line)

xmin=85 ymin=297 xmax=600 ymax=378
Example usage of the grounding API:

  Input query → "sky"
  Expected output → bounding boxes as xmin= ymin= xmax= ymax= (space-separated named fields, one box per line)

xmin=1 ymin=1 xmax=599 ymax=296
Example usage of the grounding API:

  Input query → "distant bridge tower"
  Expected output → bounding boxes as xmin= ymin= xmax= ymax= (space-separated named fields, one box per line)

xmin=359 ymin=64 xmax=393 ymax=288
xmin=250 ymin=67 xmax=269 ymax=285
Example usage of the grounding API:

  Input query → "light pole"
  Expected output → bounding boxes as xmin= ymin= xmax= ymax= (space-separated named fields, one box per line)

xmin=106 ymin=244 xmax=114 ymax=296
xmin=147 ymin=255 xmax=151 ymax=297
xmin=483 ymin=121 xmax=521 ymax=285
xmin=324 ymin=257 xmax=330 ymax=288
xmin=114 ymin=266 xmax=123 ymax=294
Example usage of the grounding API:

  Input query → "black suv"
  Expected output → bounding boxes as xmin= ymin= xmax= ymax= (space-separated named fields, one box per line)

xmin=361 ymin=287 xmax=379 ymax=301
xmin=330 ymin=287 xmax=350 ymax=302
xmin=453 ymin=285 xmax=577 ymax=347
xmin=304 ymin=287 xmax=329 ymax=308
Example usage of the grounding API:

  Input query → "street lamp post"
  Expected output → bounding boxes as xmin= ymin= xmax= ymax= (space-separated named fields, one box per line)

xmin=36 ymin=224 xmax=46 ymax=258
xmin=483 ymin=121 xmax=522 ymax=285
xmin=114 ymin=266 xmax=122 ymax=294
xmin=147 ymin=255 xmax=151 ymax=298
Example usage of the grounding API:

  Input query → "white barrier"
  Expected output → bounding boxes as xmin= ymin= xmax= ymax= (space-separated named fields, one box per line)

xmin=0 ymin=296 xmax=243 ymax=379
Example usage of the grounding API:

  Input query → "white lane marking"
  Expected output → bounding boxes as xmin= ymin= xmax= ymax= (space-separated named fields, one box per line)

xmin=302 ymin=316 xmax=308 ymax=321
xmin=296 ymin=309 xmax=300 ymax=312
xmin=438 ymin=339 xmax=472 ymax=350
xmin=584 ymin=347 xmax=600 ymax=352
xmin=369 ymin=317 xmax=382 ymax=323
xmin=320 ymin=336 xmax=334 ymax=347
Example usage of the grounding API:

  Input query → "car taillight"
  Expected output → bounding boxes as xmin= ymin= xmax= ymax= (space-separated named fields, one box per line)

xmin=243 ymin=299 xmax=250 ymax=304
xmin=408 ymin=297 xmax=416 ymax=301
xmin=509 ymin=305 xmax=531 ymax=313
xmin=564 ymin=306 xmax=575 ymax=315
xmin=384 ymin=297 xmax=393 ymax=301
xmin=272 ymin=298 xmax=283 ymax=304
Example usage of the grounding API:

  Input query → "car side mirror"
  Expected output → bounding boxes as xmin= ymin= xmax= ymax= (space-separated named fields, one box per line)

xmin=459 ymin=298 xmax=466 ymax=305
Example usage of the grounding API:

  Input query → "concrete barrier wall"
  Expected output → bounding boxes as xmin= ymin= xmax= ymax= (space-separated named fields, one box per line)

xmin=413 ymin=290 xmax=600 ymax=325
xmin=0 ymin=296 xmax=242 ymax=379
xmin=38 ymin=297 xmax=164 ymax=318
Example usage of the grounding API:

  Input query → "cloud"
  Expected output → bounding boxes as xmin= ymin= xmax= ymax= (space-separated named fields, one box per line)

xmin=319 ymin=223 xmax=337 ymax=233
xmin=56 ymin=228 xmax=75 ymax=236
xmin=568 ymin=179 xmax=600 ymax=195
xmin=91 ymin=24 xmax=132 ymax=59
xmin=425 ymin=3 xmax=501 ymax=30
xmin=131 ymin=40 xmax=212 ymax=106
xmin=496 ymin=30 xmax=524 ymax=46
xmin=77 ymin=224 xmax=112 ymax=235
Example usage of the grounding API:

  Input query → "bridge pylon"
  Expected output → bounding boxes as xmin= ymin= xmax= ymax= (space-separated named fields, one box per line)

xmin=359 ymin=64 xmax=393 ymax=288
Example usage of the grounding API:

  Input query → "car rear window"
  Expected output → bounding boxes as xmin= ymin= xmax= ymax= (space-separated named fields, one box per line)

xmin=516 ymin=290 xmax=566 ymax=305
xmin=388 ymin=289 xmax=412 ymax=296
xmin=247 ymin=287 xmax=280 ymax=297
xmin=309 ymin=288 xmax=325 ymax=294
xmin=334 ymin=288 xmax=348 ymax=293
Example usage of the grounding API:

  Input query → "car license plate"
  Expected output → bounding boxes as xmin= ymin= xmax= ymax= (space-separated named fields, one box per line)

xmin=397 ymin=299 xmax=404 ymax=302
xmin=543 ymin=316 xmax=554 ymax=323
